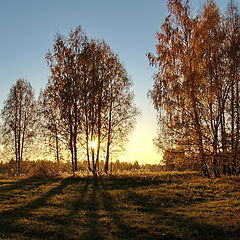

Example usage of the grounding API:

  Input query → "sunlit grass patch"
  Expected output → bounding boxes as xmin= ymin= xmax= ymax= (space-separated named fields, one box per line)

xmin=0 ymin=173 xmax=239 ymax=240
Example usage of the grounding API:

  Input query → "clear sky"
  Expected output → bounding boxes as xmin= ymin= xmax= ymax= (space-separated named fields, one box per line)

xmin=0 ymin=0 xmax=229 ymax=164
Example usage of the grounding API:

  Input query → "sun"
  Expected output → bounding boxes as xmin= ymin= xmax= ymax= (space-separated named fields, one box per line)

xmin=90 ymin=140 xmax=97 ymax=149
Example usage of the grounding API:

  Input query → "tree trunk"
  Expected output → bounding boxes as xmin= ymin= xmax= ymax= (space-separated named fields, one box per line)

xmin=191 ymin=88 xmax=210 ymax=178
xmin=55 ymin=132 xmax=60 ymax=163
xmin=73 ymin=131 xmax=78 ymax=172
xmin=104 ymin=89 xmax=113 ymax=174
xmin=213 ymin=154 xmax=221 ymax=178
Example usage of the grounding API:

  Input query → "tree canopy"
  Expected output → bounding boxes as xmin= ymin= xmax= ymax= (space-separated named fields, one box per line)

xmin=149 ymin=0 xmax=240 ymax=177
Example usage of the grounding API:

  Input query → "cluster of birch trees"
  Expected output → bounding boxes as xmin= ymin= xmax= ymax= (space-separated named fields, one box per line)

xmin=1 ymin=27 xmax=139 ymax=176
xmin=149 ymin=0 xmax=240 ymax=177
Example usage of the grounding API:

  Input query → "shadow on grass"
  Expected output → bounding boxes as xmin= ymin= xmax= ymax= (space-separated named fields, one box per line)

xmin=0 ymin=177 xmax=58 ymax=202
xmin=98 ymin=180 xmax=176 ymax=240
xmin=78 ymin=179 xmax=104 ymax=240
xmin=0 ymin=177 xmax=73 ymax=239
xmin=0 ymin=176 xmax=239 ymax=240
xmin=33 ymin=178 xmax=104 ymax=240
xmin=126 ymin=189 xmax=239 ymax=240
xmin=68 ymin=179 xmax=90 ymax=217
xmin=98 ymin=176 xmax=178 ymax=191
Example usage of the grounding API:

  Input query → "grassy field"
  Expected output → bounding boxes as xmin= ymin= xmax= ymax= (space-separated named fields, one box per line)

xmin=0 ymin=172 xmax=239 ymax=240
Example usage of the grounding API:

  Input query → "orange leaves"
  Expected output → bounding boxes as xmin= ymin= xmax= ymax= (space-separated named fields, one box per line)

xmin=149 ymin=0 xmax=240 ymax=176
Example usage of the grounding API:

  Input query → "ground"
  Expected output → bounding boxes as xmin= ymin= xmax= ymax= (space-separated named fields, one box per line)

xmin=0 ymin=172 xmax=239 ymax=240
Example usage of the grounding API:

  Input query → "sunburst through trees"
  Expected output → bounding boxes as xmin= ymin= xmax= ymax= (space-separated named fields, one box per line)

xmin=44 ymin=27 xmax=140 ymax=176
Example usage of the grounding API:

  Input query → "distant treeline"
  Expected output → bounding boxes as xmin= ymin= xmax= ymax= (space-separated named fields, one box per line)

xmin=0 ymin=160 xmax=163 ymax=177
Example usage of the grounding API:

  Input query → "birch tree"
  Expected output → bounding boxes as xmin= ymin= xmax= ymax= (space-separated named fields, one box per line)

xmin=46 ymin=27 xmax=139 ymax=176
xmin=81 ymin=40 xmax=139 ymax=176
xmin=46 ymin=27 xmax=87 ymax=173
xmin=149 ymin=0 xmax=240 ymax=177
xmin=1 ymin=79 xmax=36 ymax=176
xmin=148 ymin=0 xmax=211 ymax=177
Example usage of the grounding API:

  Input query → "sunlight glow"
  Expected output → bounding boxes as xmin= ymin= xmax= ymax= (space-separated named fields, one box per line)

xmin=90 ymin=140 xmax=97 ymax=149
xmin=119 ymin=120 xmax=163 ymax=165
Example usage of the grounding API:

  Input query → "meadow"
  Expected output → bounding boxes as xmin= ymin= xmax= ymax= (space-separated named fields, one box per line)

xmin=0 ymin=172 xmax=239 ymax=240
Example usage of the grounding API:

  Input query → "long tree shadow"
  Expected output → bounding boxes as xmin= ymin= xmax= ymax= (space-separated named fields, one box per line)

xmin=98 ymin=180 xmax=172 ymax=240
xmin=126 ymin=189 xmax=239 ymax=240
xmin=67 ymin=179 xmax=90 ymax=218
xmin=2 ymin=176 xmax=237 ymax=240
xmin=79 ymin=179 xmax=104 ymax=240
xmin=0 ymin=177 xmax=73 ymax=239
xmin=99 ymin=176 xmax=179 ymax=191
xmin=0 ymin=177 xmax=57 ymax=203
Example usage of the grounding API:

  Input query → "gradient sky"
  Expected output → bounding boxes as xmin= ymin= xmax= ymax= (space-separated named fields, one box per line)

xmin=0 ymin=0 xmax=229 ymax=164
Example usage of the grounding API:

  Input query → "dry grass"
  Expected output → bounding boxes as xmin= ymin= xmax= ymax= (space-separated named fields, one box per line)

xmin=0 ymin=172 xmax=239 ymax=239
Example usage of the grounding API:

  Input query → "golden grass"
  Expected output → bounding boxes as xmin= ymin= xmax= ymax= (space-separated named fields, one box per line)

xmin=0 ymin=172 xmax=239 ymax=240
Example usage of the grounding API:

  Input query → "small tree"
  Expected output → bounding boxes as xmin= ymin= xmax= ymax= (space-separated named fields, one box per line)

xmin=1 ymin=79 xmax=36 ymax=176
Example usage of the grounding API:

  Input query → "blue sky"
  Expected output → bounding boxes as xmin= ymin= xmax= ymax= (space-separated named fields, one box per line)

xmin=0 ymin=0 xmax=230 ymax=164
